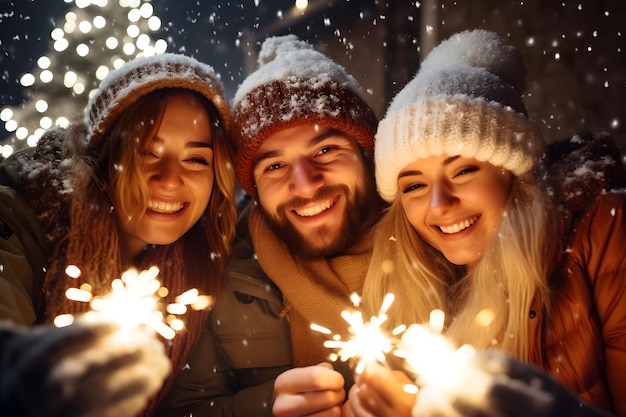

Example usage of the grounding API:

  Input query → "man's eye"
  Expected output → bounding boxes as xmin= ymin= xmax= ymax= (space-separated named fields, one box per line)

xmin=266 ymin=162 xmax=282 ymax=171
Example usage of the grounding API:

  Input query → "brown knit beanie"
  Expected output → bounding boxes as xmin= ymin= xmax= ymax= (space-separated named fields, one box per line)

xmin=85 ymin=53 xmax=232 ymax=144
xmin=232 ymin=35 xmax=378 ymax=195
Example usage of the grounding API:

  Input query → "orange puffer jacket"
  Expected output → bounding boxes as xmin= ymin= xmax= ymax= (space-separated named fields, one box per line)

xmin=528 ymin=193 xmax=626 ymax=416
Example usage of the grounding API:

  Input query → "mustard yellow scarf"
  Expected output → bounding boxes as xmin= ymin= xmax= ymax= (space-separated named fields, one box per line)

xmin=249 ymin=204 xmax=373 ymax=366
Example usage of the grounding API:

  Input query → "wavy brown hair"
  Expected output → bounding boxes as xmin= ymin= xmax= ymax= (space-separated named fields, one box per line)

xmin=39 ymin=88 xmax=236 ymax=415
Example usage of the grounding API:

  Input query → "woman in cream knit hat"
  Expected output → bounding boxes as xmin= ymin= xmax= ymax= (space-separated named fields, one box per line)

xmin=348 ymin=30 xmax=626 ymax=417
xmin=0 ymin=53 xmax=237 ymax=417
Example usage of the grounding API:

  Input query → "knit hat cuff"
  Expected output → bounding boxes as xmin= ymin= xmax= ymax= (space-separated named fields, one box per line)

xmin=234 ymin=80 xmax=377 ymax=195
xmin=375 ymin=96 xmax=544 ymax=202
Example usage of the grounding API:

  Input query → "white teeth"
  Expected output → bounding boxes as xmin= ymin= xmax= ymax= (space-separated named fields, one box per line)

xmin=439 ymin=215 xmax=478 ymax=234
xmin=295 ymin=200 xmax=333 ymax=217
xmin=148 ymin=200 xmax=184 ymax=214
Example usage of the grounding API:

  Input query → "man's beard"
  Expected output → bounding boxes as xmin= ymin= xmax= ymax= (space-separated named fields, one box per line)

xmin=260 ymin=176 xmax=379 ymax=258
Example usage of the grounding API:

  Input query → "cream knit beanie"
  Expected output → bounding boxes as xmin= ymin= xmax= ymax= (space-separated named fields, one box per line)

xmin=232 ymin=34 xmax=377 ymax=195
xmin=86 ymin=53 xmax=232 ymax=144
xmin=375 ymin=29 xmax=544 ymax=202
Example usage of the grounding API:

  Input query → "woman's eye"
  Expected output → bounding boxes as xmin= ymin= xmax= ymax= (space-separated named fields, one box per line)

xmin=455 ymin=166 xmax=479 ymax=177
xmin=185 ymin=149 xmax=214 ymax=166
xmin=402 ymin=183 xmax=425 ymax=193
xmin=187 ymin=157 xmax=210 ymax=166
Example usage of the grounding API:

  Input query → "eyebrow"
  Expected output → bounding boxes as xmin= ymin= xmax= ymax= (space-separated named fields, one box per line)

xmin=397 ymin=155 xmax=461 ymax=178
xmin=152 ymin=136 xmax=213 ymax=149
xmin=252 ymin=128 xmax=348 ymax=169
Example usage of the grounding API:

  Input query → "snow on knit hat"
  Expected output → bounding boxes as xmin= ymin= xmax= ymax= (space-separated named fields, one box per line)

xmin=85 ymin=53 xmax=231 ymax=144
xmin=375 ymin=29 xmax=545 ymax=202
xmin=232 ymin=34 xmax=378 ymax=195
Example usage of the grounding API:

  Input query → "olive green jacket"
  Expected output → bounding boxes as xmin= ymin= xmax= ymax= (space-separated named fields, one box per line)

xmin=156 ymin=204 xmax=293 ymax=417
xmin=0 ymin=152 xmax=50 ymax=326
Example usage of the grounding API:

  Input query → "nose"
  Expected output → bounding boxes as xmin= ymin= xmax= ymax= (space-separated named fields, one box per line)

xmin=149 ymin=157 xmax=184 ymax=190
xmin=289 ymin=157 xmax=323 ymax=197
xmin=429 ymin=181 xmax=457 ymax=215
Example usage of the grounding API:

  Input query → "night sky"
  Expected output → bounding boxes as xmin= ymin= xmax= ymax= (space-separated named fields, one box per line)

xmin=1 ymin=0 xmax=624 ymax=149
xmin=0 ymin=0 xmax=307 ymax=145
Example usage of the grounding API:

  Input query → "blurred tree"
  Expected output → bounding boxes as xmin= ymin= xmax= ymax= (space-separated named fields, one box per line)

xmin=0 ymin=0 xmax=166 ymax=157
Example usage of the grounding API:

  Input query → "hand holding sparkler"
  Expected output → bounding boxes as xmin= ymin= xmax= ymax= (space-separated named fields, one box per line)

xmin=346 ymin=362 xmax=415 ymax=417
xmin=310 ymin=293 xmax=412 ymax=417
xmin=0 ymin=319 xmax=170 ymax=417
xmin=0 ymin=265 xmax=209 ymax=417
xmin=273 ymin=362 xmax=345 ymax=417
xmin=411 ymin=349 xmax=614 ymax=417
xmin=397 ymin=325 xmax=613 ymax=417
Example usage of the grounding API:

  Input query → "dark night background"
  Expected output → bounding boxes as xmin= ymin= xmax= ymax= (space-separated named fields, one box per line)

xmin=1 ymin=0 xmax=625 ymax=154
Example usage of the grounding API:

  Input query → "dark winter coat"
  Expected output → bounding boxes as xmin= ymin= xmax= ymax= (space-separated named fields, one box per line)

xmin=0 ymin=148 xmax=50 ymax=325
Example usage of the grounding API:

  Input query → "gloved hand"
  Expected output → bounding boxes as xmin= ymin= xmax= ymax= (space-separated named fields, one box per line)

xmin=0 ymin=320 xmax=171 ymax=417
xmin=412 ymin=349 xmax=614 ymax=417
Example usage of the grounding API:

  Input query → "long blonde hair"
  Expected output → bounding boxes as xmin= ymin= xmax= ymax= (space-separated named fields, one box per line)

xmin=362 ymin=167 xmax=562 ymax=360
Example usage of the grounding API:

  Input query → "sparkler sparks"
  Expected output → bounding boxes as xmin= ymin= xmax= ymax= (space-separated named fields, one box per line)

xmin=311 ymin=293 xmax=406 ymax=374
xmin=394 ymin=309 xmax=479 ymax=396
xmin=307 ymin=289 xmax=506 ymax=416
xmin=54 ymin=265 xmax=211 ymax=340
xmin=311 ymin=292 xmax=494 ymax=404
xmin=394 ymin=310 xmax=499 ymax=414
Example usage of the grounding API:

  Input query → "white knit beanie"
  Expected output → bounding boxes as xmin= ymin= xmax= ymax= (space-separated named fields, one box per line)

xmin=375 ymin=29 xmax=544 ymax=202
xmin=85 ymin=53 xmax=231 ymax=144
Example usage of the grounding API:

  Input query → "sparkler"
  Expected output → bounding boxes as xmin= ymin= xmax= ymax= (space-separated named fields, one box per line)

xmin=311 ymin=293 xmax=406 ymax=374
xmin=311 ymin=293 xmax=489 ymax=380
xmin=311 ymin=291 xmax=496 ymax=408
xmin=54 ymin=265 xmax=211 ymax=340
xmin=394 ymin=310 xmax=475 ymax=391
xmin=394 ymin=310 xmax=497 ymax=413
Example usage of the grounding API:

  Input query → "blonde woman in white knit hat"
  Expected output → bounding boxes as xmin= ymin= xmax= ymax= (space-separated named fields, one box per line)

xmin=0 ymin=54 xmax=237 ymax=417
xmin=345 ymin=30 xmax=626 ymax=417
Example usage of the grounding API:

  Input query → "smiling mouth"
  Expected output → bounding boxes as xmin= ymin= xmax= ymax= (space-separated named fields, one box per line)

xmin=148 ymin=200 xmax=185 ymax=214
xmin=294 ymin=199 xmax=334 ymax=217
xmin=438 ymin=215 xmax=479 ymax=234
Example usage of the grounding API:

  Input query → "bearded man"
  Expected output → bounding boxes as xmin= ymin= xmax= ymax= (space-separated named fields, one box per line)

xmin=157 ymin=35 xmax=383 ymax=417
